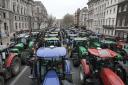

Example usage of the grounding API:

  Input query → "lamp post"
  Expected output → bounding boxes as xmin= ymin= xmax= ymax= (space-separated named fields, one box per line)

xmin=0 ymin=14 xmax=3 ymax=45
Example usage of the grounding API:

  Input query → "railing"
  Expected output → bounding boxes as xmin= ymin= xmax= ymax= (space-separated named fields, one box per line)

xmin=103 ymin=25 xmax=116 ymax=29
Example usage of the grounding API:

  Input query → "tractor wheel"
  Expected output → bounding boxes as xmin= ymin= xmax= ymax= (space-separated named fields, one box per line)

xmin=79 ymin=66 xmax=85 ymax=85
xmin=11 ymin=57 xmax=21 ymax=76
xmin=0 ymin=76 xmax=4 ymax=85
xmin=73 ymin=60 xmax=80 ymax=67
xmin=21 ymin=51 xmax=31 ymax=64
xmin=115 ymin=64 xmax=126 ymax=83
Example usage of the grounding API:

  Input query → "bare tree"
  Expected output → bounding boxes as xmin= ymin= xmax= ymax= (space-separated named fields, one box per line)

xmin=62 ymin=14 xmax=74 ymax=27
xmin=47 ymin=15 xmax=56 ymax=27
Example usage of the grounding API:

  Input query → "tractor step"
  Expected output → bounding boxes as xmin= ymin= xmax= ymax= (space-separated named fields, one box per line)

xmin=86 ymin=78 xmax=100 ymax=85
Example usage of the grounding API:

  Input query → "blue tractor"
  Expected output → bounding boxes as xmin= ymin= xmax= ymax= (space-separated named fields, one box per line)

xmin=29 ymin=46 xmax=72 ymax=85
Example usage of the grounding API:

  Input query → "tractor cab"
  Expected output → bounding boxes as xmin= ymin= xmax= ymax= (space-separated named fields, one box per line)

xmin=71 ymin=37 xmax=88 ymax=67
xmin=30 ymin=47 xmax=72 ymax=85
xmin=44 ymin=37 xmax=61 ymax=47
xmin=101 ymin=37 xmax=117 ymax=50
xmin=79 ymin=48 xmax=125 ymax=85
xmin=89 ymin=36 xmax=101 ymax=48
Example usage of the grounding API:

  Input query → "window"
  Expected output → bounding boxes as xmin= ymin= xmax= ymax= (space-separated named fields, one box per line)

xmin=4 ymin=23 xmax=7 ymax=30
xmin=15 ymin=16 xmax=17 ymax=20
xmin=113 ymin=8 xmax=116 ymax=13
xmin=19 ymin=23 xmax=21 ymax=28
xmin=15 ymin=23 xmax=17 ymax=29
xmin=119 ymin=7 xmax=122 ymax=12
xmin=110 ymin=9 xmax=112 ymax=14
xmin=123 ymin=4 xmax=127 ymax=11
xmin=112 ymin=19 xmax=114 ymax=25
xmin=111 ymin=0 xmax=112 ymax=4
xmin=3 ymin=12 xmax=6 ymax=18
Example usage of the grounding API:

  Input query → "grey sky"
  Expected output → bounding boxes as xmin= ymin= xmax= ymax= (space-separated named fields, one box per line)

xmin=34 ymin=0 xmax=88 ymax=19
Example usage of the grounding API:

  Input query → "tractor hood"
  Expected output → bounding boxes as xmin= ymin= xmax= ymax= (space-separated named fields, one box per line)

xmin=100 ymin=68 xmax=124 ymax=85
xmin=88 ymin=49 xmax=117 ymax=58
xmin=10 ymin=48 xmax=19 ymax=53
xmin=29 ymin=41 xmax=34 ymax=48
xmin=79 ymin=46 xmax=88 ymax=55
xmin=15 ymin=43 xmax=24 ymax=50
xmin=42 ymin=70 xmax=60 ymax=85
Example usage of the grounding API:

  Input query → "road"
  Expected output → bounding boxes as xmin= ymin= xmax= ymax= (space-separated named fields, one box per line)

xmin=6 ymin=63 xmax=80 ymax=85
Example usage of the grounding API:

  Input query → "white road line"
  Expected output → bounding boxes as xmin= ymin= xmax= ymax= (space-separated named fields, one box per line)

xmin=10 ymin=66 xmax=29 ymax=85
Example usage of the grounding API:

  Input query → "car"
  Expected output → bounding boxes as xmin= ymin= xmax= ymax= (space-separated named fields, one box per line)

xmin=29 ymin=46 xmax=72 ymax=85
xmin=79 ymin=48 xmax=125 ymax=85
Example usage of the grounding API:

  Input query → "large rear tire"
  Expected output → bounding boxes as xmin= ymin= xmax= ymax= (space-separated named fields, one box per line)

xmin=21 ymin=51 xmax=31 ymax=64
xmin=0 ymin=76 xmax=4 ymax=85
xmin=11 ymin=57 xmax=21 ymax=76
xmin=115 ymin=64 xmax=127 ymax=83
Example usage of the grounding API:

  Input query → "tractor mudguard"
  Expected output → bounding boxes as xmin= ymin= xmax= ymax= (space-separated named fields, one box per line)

xmin=81 ymin=59 xmax=90 ymax=76
xmin=65 ymin=60 xmax=71 ymax=74
xmin=100 ymin=68 xmax=125 ymax=85
xmin=42 ymin=70 xmax=61 ymax=85
xmin=5 ymin=53 xmax=17 ymax=67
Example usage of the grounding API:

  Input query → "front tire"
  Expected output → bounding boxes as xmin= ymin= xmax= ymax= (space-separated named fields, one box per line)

xmin=0 ymin=76 xmax=4 ymax=85
xmin=21 ymin=51 xmax=30 ymax=64
xmin=11 ymin=57 xmax=21 ymax=76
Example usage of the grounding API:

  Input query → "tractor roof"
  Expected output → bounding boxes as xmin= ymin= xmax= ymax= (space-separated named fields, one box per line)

xmin=101 ymin=40 xmax=116 ymax=44
xmin=74 ymin=37 xmax=88 ymax=41
xmin=44 ymin=37 xmax=59 ymax=41
xmin=36 ymin=47 xmax=66 ymax=58
xmin=88 ymin=48 xmax=117 ymax=58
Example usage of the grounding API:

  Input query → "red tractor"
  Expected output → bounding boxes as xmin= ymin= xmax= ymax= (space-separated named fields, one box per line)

xmin=79 ymin=48 xmax=125 ymax=85
xmin=0 ymin=45 xmax=21 ymax=85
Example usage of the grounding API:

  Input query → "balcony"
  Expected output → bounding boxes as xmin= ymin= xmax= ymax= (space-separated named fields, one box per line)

xmin=103 ymin=25 xmax=116 ymax=29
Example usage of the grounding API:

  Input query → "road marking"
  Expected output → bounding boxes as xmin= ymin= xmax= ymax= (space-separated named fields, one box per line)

xmin=10 ymin=66 xmax=29 ymax=85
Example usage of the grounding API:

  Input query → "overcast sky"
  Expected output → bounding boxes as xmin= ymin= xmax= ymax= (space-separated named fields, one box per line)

xmin=34 ymin=0 xmax=88 ymax=19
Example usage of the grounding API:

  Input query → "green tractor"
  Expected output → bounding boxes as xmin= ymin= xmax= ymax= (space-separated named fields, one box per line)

xmin=44 ymin=37 xmax=61 ymax=47
xmin=10 ymin=33 xmax=36 ymax=64
xmin=71 ymin=37 xmax=88 ymax=67
xmin=89 ymin=36 xmax=101 ymax=49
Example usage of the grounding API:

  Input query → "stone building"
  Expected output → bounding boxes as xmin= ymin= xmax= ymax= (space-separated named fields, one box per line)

xmin=115 ymin=0 xmax=128 ymax=39
xmin=32 ymin=1 xmax=48 ymax=30
xmin=87 ymin=0 xmax=94 ymax=31
xmin=74 ymin=8 xmax=80 ymax=27
xmin=0 ymin=0 xmax=13 ymax=45
xmin=79 ymin=7 xmax=88 ymax=29
xmin=103 ymin=0 xmax=119 ymax=36
xmin=93 ymin=0 xmax=106 ymax=33
xmin=11 ymin=0 xmax=34 ymax=33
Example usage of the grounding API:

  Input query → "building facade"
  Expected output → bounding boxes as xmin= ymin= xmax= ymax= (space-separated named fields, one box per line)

xmin=87 ymin=0 xmax=94 ymax=31
xmin=0 ymin=0 xmax=48 ymax=45
xmin=0 ymin=0 xmax=13 ymax=45
xmin=103 ymin=0 xmax=119 ymax=36
xmin=115 ymin=0 xmax=128 ymax=40
xmin=93 ymin=0 xmax=106 ymax=33
xmin=33 ymin=1 xmax=48 ymax=30
xmin=74 ymin=8 xmax=80 ymax=27
xmin=79 ymin=7 xmax=88 ymax=29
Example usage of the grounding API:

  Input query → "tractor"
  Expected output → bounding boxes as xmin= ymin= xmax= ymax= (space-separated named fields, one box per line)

xmin=79 ymin=48 xmax=125 ymax=85
xmin=0 ymin=45 xmax=21 ymax=85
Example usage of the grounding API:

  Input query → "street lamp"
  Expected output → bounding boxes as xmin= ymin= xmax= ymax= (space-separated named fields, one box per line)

xmin=0 ymin=14 xmax=3 ymax=45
